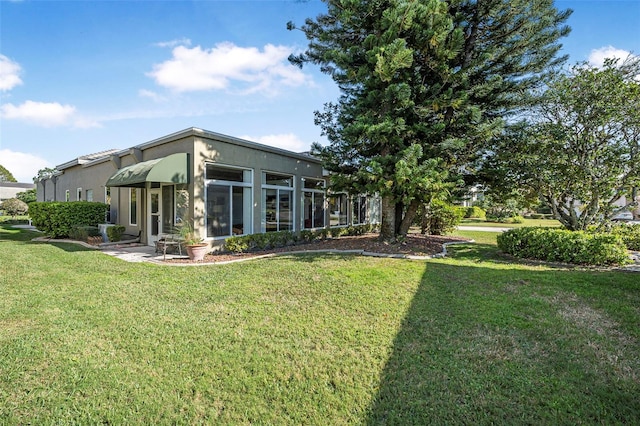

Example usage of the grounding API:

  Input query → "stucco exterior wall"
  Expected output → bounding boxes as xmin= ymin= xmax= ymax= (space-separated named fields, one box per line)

xmin=194 ymin=132 xmax=324 ymax=239
xmin=34 ymin=128 xmax=325 ymax=248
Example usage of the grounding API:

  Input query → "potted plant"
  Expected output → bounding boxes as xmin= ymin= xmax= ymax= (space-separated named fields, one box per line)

xmin=179 ymin=221 xmax=208 ymax=261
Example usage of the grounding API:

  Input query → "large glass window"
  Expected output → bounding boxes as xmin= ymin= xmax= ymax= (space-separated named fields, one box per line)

xmin=329 ymin=193 xmax=348 ymax=226
xmin=262 ymin=172 xmax=294 ymax=232
xmin=352 ymin=195 xmax=368 ymax=225
xmin=86 ymin=189 xmax=93 ymax=202
xmin=302 ymin=178 xmax=325 ymax=229
xmin=368 ymin=194 xmax=382 ymax=224
xmin=206 ymin=165 xmax=252 ymax=238
xmin=162 ymin=185 xmax=175 ymax=233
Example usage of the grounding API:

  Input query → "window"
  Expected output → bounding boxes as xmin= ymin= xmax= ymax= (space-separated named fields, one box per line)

xmin=86 ymin=189 xmax=93 ymax=202
xmin=205 ymin=165 xmax=252 ymax=238
xmin=65 ymin=190 xmax=70 ymax=202
xmin=302 ymin=178 xmax=325 ymax=229
xmin=161 ymin=185 xmax=174 ymax=233
xmin=105 ymin=187 xmax=111 ymax=204
xmin=328 ymin=193 xmax=348 ymax=226
xmin=262 ymin=172 xmax=294 ymax=232
xmin=77 ymin=188 xmax=82 ymax=201
xmin=368 ymin=194 xmax=382 ymax=224
xmin=129 ymin=188 xmax=137 ymax=225
xmin=352 ymin=195 xmax=368 ymax=225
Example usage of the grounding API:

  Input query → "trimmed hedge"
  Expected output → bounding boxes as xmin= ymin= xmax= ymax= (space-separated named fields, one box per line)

xmin=607 ymin=224 xmax=640 ymax=251
xmin=224 ymin=224 xmax=379 ymax=254
xmin=497 ymin=227 xmax=630 ymax=266
xmin=464 ymin=206 xmax=487 ymax=219
xmin=106 ymin=225 xmax=126 ymax=242
xmin=29 ymin=201 xmax=108 ymax=238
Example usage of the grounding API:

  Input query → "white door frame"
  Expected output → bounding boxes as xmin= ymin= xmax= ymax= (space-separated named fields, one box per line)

xmin=147 ymin=188 xmax=162 ymax=246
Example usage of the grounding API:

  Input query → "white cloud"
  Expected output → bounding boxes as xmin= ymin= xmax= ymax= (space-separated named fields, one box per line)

xmin=588 ymin=46 xmax=633 ymax=68
xmin=0 ymin=55 xmax=23 ymax=91
xmin=148 ymin=42 xmax=312 ymax=95
xmin=0 ymin=100 xmax=100 ymax=128
xmin=138 ymin=89 xmax=167 ymax=102
xmin=0 ymin=149 xmax=51 ymax=183
xmin=240 ymin=133 xmax=310 ymax=153
xmin=155 ymin=38 xmax=192 ymax=48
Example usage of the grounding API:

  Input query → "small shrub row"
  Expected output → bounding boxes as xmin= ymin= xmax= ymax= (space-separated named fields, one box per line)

xmin=69 ymin=225 xmax=101 ymax=242
xmin=527 ymin=213 xmax=555 ymax=220
xmin=29 ymin=201 xmax=108 ymax=238
xmin=461 ymin=206 xmax=487 ymax=219
xmin=487 ymin=214 xmax=525 ymax=224
xmin=591 ymin=223 xmax=640 ymax=251
xmin=224 ymin=224 xmax=379 ymax=254
xmin=497 ymin=227 xmax=630 ymax=266
xmin=106 ymin=225 xmax=126 ymax=242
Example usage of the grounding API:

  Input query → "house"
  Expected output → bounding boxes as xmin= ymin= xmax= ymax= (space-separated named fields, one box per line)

xmin=36 ymin=128 xmax=380 ymax=249
xmin=0 ymin=182 xmax=36 ymax=202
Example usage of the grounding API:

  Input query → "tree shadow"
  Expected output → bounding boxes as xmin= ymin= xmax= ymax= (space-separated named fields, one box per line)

xmin=364 ymin=262 xmax=640 ymax=424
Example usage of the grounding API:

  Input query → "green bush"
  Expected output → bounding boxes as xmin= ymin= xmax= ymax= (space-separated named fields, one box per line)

xmin=507 ymin=215 xmax=525 ymax=224
xmin=29 ymin=201 xmax=108 ymax=238
xmin=224 ymin=236 xmax=250 ymax=253
xmin=106 ymin=225 xmax=126 ymax=242
xmin=603 ymin=224 xmax=640 ymax=251
xmin=464 ymin=206 xmax=486 ymax=219
xmin=497 ymin=227 xmax=629 ymax=266
xmin=223 ymin=225 xmax=379 ymax=254
xmin=421 ymin=201 xmax=464 ymax=235
xmin=69 ymin=225 xmax=100 ymax=242
xmin=1 ymin=198 xmax=29 ymax=217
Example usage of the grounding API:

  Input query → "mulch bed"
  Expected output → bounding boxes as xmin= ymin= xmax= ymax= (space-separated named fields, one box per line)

xmin=165 ymin=233 xmax=471 ymax=264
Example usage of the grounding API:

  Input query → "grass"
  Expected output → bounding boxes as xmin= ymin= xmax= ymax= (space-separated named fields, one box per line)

xmin=1 ymin=224 xmax=639 ymax=424
xmin=461 ymin=218 xmax=562 ymax=228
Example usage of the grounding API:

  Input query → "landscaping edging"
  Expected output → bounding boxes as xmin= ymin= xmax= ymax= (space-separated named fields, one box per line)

xmin=149 ymin=240 xmax=475 ymax=266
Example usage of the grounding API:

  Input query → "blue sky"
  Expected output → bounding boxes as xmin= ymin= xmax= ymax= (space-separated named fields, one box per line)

xmin=1 ymin=0 xmax=639 ymax=183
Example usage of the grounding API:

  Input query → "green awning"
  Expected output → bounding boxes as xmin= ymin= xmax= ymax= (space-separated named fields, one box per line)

xmin=105 ymin=153 xmax=189 ymax=188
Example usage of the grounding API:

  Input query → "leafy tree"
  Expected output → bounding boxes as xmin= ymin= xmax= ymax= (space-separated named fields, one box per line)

xmin=290 ymin=0 xmax=571 ymax=240
xmin=1 ymin=198 xmax=28 ymax=217
xmin=0 ymin=164 xmax=17 ymax=182
xmin=16 ymin=188 xmax=37 ymax=204
xmin=483 ymin=57 xmax=640 ymax=230
xmin=33 ymin=167 xmax=57 ymax=182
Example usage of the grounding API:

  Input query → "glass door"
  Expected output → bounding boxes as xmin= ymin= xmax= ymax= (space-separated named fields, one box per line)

xmin=148 ymin=189 xmax=161 ymax=246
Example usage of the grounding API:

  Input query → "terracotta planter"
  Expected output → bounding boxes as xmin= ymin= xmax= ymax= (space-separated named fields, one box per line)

xmin=186 ymin=244 xmax=209 ymax=261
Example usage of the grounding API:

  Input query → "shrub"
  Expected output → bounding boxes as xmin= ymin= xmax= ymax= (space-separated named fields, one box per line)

xmin=507 ymin=215 xmax=525 ymax=224
xmin=497 ymin=227 xmax=629 ymax=266
xmin=421 ymin=201 xmax=464 ymax=235
xmin=224 ymin=236 xmax=250 ymax=253
xmin=599 ymin=223 xmax=640 ymax=251
xmin=1 ymin=198 xmax=28 ymax=217
xmin=69 ymin=225 xmax=100 ymax=242
xmin=464 ymin=206 xmax=486 ymax=219
xmin=106 ymin=225 xmax=126 ymax=242
xmin=29 ymin=201 xmax=108 ymax=238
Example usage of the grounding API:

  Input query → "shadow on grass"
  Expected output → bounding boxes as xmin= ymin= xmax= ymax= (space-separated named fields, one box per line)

xmin=365 ymin=261 xmax=640 ymax=424
xmin=0 ymin=225 xmax=94 ymax=253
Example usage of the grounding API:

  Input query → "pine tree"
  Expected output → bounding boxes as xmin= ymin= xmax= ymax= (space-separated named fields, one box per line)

xmin=290 ymin=0 xmax=571 ymax=240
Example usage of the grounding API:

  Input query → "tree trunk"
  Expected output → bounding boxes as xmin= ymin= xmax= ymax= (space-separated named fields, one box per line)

xmin=397 ymin=199 xmax=420 ymax=237
xmin=380 ymin=194 xmax=397 ymax=242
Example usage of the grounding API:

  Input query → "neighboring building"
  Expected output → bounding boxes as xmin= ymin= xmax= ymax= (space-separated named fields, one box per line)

xmin=36 ymin=128 xmax=380 ymax=249
xmin=0 ymin=182 xmax=36 ymax=202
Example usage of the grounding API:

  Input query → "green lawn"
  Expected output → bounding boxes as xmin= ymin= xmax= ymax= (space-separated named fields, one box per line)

xmin=460 ymin=218 xmax=562 ymax=228
xmin=1 ymin=225 xmax=639 ymax=424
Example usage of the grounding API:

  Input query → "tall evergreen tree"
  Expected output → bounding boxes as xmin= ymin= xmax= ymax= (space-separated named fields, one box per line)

xmin=290 ymin=0 xmax=571 ymax=240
